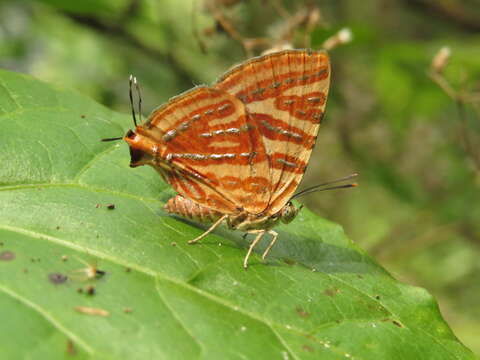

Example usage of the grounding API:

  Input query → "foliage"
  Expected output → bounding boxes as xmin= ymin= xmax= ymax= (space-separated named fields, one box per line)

xmin=0 ymin=68 xmax=474 ymax=359
xmin=0 ymin=0 xmax=479 ymax=357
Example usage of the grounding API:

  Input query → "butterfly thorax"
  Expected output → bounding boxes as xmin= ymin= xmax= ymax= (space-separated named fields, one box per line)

xmin=227 ymin=211 xmax=282 ymax=232
xmin=165 ymin=194 xmax=300 ymax=232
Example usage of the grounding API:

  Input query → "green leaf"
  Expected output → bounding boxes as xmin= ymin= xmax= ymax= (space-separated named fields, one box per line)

xmin=0 ymin=70 xmax=474 ymax=359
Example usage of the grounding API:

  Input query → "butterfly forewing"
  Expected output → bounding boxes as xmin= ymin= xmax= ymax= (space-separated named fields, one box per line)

xmin=215 ymin=50 xmax=330 ymax=214
xmin=141 ymin=86 xmax=271 ymax=214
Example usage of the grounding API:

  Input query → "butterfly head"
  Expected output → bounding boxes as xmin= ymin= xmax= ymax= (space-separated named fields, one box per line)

xmin=124 ymin=129 xmax=144 ymax=167
xmin=102 ymin=128 xmax=150 ymax=168
xmin=279 ymin=202 xmax=303 ymax=224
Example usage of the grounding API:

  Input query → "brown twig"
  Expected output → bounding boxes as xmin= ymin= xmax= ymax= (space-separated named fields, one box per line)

xmin=269 ymin=0 xmax=290 ymax=19
xmin=192 ymin=0 xmax=208 ymax=54
xmin=205 ymin=0 xmax=251 ymax=55
xmin=404 ymin=0 xmax=480 ymax=33
xmin=428 ymin=69 xmax=480 ymax=171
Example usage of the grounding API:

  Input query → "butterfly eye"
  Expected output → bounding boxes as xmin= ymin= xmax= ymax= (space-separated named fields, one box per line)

xmin=126 ymin=129 xmax=136 ymax=139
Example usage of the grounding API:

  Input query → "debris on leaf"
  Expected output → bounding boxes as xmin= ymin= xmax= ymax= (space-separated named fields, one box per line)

xmin=0 ymin=250 xmax=15 ymax=261
xmin=71 ymin=256 xmax=106 ymax=281
xmin=86 ymin=285 xmax=96 ymax=295
xmin=74 ymin=306 xmax=109 ymax=317
xmin=295 ymin=307 xmax=310 ymax=318
xmin=323 ymin=288 xmax=340 ymax=297
xmin=66 ymin=339 xmax=76 ymax=355
xmin=48 ymin=272 xmax=68 ymax=284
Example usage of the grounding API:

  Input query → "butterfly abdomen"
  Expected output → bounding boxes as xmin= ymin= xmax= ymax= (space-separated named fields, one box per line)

xmin=164 ymin=195 xmax=223 ymax=223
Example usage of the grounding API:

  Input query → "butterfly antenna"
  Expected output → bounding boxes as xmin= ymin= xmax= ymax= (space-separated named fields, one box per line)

xmin=100 ymin=75 xmax=139 ymax=142
xmin=290 ymin=173 xmax=358 ymax=200
xmin=129 ymin=74 xmax=138 ymax=127
xmin=134 ymin=76 xmax=142 ymax=124
xmin=101 ymin=136 xmax=123 ymax=142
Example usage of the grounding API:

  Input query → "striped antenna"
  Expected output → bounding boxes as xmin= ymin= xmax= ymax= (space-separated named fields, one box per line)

xmin=101 ymin=75 xmax=142 ymax=142
xmin=290 ymin=173 xmax=358 ymax=200
xmin=133 ymin=76 xmax=142 ymax=124
xmin=129 ymin=74 xmax=138 ymax=127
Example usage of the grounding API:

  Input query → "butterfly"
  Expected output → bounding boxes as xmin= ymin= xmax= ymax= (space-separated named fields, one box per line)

xmin=104 ymin=49 xmax=355 ymax=268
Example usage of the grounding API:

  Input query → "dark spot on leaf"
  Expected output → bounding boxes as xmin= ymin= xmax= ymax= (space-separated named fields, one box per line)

xmin=323 ymin=288 xmax=340 ymax=297
xmin=77 ymin=288 xmax=83 ymax=293
xmin=283 ymin=258 xmax=296 ymax=265
xmin=124 ymin=307 xmax=133 ymax=313
xmin=302 ymin=344 xmax=314 ymax=352
xmin=0 ymin=241 xmax=4 ymax=246
xmin=171 ymin=242 xmax=177 ymax=246
xmin=96 ymin=269 xmax=106 ymax=278
xmin=125 ymin=267 xmax=131 ymax=273
xmin=80 ymin=115 xmax=86 ymax=119
xmin=56 ymin=226 xmax=60 ymax=230
xmin=0 ymin=250 xmax=15 ymax=261
xmin=67 ymin=339 xmax=76 ymax=355
xmin=357 ymin=274 xmax=363 ymax=279
xmin=61 ymin=255 xmax=68 ymax=261
xmin=375 ymin=295 xmax=381 ymax=300
xmin=296 ymin=307 xmax=310 ymax=318
xmin=381 ymin=318 xmax=404 ymax=328
xmin=49 ymin=272 xmax=68 ymax=284
xmin=107 ymin=204 xmax=115 ymax=210
xmin=86 ymin=285 xmax=95 ymax=295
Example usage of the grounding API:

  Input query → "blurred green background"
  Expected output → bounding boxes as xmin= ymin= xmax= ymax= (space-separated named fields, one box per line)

xmin=1 ymin=0 xmax=479 ymax=354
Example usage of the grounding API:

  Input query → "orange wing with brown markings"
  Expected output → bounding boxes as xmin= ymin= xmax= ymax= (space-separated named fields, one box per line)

xmin=129 ymin=86 xmax=271 ymax=214
xmin=215 ymin=49 xmax=331 ymax=214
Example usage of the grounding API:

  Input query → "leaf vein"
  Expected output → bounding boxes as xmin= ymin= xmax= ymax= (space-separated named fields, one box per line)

xmin=0 ymin=284 xmax=94 ymax=355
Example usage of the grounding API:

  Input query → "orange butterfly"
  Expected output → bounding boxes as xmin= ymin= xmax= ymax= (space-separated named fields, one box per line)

xmin=105 ymin=49 xmax=356 ymax=268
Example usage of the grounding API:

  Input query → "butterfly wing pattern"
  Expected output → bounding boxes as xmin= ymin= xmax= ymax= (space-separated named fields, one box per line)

xmin=129 ymin=86 xmax=271 ymax=215
xmin=215 ymin=50 xmax=330 ymax=214
xmin=124 ymin=49 xmax=331 ymax=268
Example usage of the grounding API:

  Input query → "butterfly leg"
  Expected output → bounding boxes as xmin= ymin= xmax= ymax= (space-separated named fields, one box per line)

xmin=243 ymin=230 xmax=266 ymax=269
xmin=261 ymin=230 xmax=278 ymax=260
xmin=188 ymin=214 xmax=229 ymax=244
